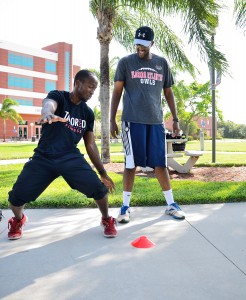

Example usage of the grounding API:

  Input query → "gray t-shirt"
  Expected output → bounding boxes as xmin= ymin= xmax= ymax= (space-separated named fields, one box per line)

xmin=114 ymin=53 xmax=174 ymax=124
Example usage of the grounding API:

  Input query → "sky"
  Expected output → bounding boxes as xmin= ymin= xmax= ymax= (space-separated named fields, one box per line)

xmin=0 ymin=0 xmax=245 ymax=124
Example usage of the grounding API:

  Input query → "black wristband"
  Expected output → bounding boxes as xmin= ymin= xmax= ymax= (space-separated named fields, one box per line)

xmin=173 ymin=118 xmax=179 ymax=122
xmin=98 ymin=169 xmax=107 ymax=176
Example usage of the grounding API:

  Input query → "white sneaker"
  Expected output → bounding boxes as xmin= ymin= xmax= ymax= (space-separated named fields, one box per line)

xmin=117 ymin=205 xmax=130 ymax=223
xmin=165 ymin=202 xmax=185 ymax=220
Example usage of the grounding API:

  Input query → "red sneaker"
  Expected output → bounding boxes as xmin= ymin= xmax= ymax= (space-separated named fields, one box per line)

xmin=101 ymin=216 xmax=117 ymax=238
xmin=8 ymin=214 xmax=27 ymax=240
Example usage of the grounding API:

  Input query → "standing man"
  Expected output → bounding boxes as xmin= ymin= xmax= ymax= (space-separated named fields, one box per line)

xmin=8 ymin=70 xmax=117 ymax=239
xmin=110 ymin=26 xmax=185 ymax=223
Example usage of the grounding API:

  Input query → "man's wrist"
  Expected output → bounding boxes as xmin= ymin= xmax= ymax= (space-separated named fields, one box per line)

xmin=98 ymin=169 xmax=107 ymax=176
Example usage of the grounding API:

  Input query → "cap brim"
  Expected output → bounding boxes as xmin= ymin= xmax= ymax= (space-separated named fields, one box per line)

xmin=134 ymin=39 xmax=152 ymax=47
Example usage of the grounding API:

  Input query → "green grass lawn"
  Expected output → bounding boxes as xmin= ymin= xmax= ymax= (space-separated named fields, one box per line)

xmin=174 ymin=152 xmax=246 ymax=166
xmin=0 ymin=141 xmax=123 ymax=159
xmin=0 ymin=163 xmax=245 ymax=208
xmin=1 ymin=139 xmax=246 ymax=164
xmin=110 ymin=152 xmax=246 ymax=166
xmin=186 ymin=139 xmax=246 ymax=152
xmin=0 ymin=139 xmax=245 ymax=208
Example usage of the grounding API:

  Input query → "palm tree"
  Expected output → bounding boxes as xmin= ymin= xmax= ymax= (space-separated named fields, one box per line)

xmin=89 ymin=0 xmax=228 ymax=162
xmin=0 ymin=98 xmax=23 ymax=142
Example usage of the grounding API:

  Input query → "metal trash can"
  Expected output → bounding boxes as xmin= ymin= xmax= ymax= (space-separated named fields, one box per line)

xmin=32 ymin=136 xmax=36 ymax=142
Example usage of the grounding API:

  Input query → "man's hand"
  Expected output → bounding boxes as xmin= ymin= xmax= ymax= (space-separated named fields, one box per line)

xmin=110 ymin=120 xmax=119 ymax=138
xmin=100 ymin=174 xmax=116 ymax=193
xmin=172 ymin=121 xmax=180 ymax=137
xmin=38 ymin=114 xmax=68 ymax=124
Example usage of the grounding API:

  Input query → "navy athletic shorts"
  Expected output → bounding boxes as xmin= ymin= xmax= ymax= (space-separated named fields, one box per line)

xmin=121 ymin=121 xmax=167 ymax=169
xmin=8 ymin=152 xmax=108 ymax=207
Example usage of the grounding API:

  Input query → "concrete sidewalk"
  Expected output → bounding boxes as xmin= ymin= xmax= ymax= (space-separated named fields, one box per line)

xmin=0 ymin=158 xmax=29 ymax=165
xmin=0 ymin=154 xmax=122 ymax=165
xmin=0 ymin=204 xmax=246 ymax=300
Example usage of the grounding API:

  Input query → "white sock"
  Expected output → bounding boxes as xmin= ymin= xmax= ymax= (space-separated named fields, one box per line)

xmin=163 ymin=189 xmax=175 ymax=206
xmin=123 ymin=191 xmax=132 ymax=207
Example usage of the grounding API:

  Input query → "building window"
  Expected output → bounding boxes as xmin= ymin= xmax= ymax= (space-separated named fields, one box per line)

xmin=65 ymin=51 xmax=70 ymax=90
xmin=8 ymin=53 xmax=33 ymax=69
xmin=8 ymin=75 xmax=33 ymax=89
xmin=14 ymin=99 xmax=33 ymax=106
xmin=45 ymin=61 xmax=56 ymax=73
xmin=45 ymin=81 xmax=56 ymax=92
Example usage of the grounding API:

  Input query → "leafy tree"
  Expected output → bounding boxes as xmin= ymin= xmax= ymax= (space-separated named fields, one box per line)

xmin=89 ymin=0 xmax=228 ymax=162
xmin=166 ymin=80 xmax=222 ymax=136
xmin=186 ymin=120 xmax=200 ymax=138
xmin=218 ymin=120 xmax=246 ymax=138
xmin=0 ymin=98 xmax=23 ymax=142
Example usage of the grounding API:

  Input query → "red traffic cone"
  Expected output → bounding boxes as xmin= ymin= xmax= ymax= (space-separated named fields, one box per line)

xmin=131 ymin=236 xmax=156 ymax=248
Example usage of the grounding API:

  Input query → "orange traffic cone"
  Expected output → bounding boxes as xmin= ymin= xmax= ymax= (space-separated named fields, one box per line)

xmin=131 ymin=236 xmax=156 ymax=248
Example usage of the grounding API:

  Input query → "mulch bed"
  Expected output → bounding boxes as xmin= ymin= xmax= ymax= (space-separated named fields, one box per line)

xmin=103 ymin=163 xmax=246 ymax=182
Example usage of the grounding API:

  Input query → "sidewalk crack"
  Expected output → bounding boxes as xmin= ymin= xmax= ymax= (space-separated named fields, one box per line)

xmin=186 ymin=219 xmax=246 ymax=276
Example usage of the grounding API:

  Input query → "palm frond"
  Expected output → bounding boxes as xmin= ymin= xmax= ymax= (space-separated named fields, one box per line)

xmin=90 ymin=0 xmax=119 ymax=18
xmin=1 ymin=98 xmax=19 ymax=109
xmin=120 ymin=0 xmax=229 ymax=74
xmin=112 ymin=9 xmax=196 ymax=75
xmin=120 ymin=0 xmax=182 ymax=14
xmin=179 ymin=0 xmax=229 ymax=74
xmin=234 ymin=0 xmax=246 ymax=32
xmin=0 ymin=98 xmax=23 ymax=123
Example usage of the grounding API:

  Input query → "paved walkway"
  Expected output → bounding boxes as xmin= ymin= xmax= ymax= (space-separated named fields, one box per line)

xmin=0 ymin=204 xmax=246 ymax=300
xmin=0 ymin=158 xmax=29 ymax=165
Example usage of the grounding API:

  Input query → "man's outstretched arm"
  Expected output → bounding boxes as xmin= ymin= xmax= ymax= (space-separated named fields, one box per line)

xmin=38 ymin=98 xmax=67 ymax=124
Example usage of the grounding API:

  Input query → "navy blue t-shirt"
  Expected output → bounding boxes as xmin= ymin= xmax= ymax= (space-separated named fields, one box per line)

xmin=35 ymin=90 xmax=94 ymax=157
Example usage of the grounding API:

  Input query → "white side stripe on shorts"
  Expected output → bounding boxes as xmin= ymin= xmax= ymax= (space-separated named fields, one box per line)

xmin=121 ymin=121 xmax=135 ymax=169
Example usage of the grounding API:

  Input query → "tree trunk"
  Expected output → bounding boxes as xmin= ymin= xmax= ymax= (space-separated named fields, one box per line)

xmin=3 ymin=118 xmax=6 ymax=142
xmin=95 ymin=4 xmax=115 ymax=163
xmin=99 ymin=42 xmax=110 ymax=163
